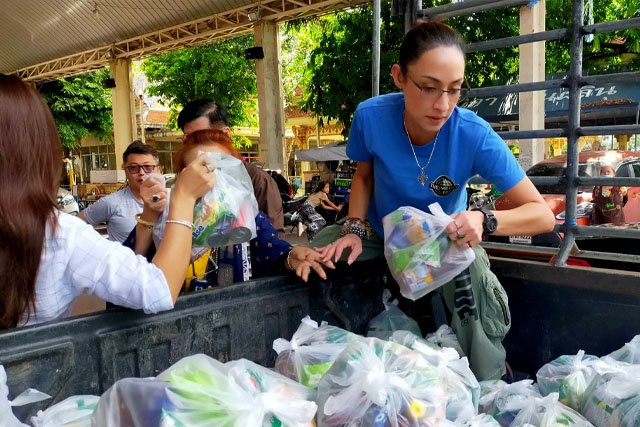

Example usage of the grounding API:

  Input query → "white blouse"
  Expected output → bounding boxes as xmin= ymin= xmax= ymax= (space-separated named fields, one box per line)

xmin=21 ymin=211 xmax=173 ymax=326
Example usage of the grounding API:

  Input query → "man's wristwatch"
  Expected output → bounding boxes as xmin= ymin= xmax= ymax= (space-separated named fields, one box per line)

xmin=473 ymin=206 xmax=498 ymax=235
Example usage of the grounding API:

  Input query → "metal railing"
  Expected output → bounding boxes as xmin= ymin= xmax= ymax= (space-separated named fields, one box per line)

xmin=416 ymin=0 xmax=640 ymax=267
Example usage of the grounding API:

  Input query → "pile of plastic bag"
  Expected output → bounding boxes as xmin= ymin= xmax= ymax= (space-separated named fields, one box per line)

xmin=6 ymin=322 xmax=640 ymax=427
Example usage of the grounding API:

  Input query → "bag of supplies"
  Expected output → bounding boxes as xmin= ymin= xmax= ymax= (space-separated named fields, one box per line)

xmin=383 ymin=204 xmax=475 ymax=301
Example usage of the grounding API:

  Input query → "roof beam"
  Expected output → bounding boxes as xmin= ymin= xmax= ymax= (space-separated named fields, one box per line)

xmin=16 ymin=0 xmax=370 ymax=83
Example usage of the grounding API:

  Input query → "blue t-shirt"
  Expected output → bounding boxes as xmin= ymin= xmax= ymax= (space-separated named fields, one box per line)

xmin=82 ymin=187 xmax=143 ymax=243
xmin=347 ymin=92 xmax=525 ymax=236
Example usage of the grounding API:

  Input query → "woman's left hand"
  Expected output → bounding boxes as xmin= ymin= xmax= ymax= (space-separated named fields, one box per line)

xmin=446 ymin=210 xmax=485 ymax=248
xmin=288 ymin=246 xmax=335 ymax=281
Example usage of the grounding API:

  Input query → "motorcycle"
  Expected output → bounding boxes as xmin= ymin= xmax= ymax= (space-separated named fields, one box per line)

xmin=283 ymin=195 xmax=308 ymax=232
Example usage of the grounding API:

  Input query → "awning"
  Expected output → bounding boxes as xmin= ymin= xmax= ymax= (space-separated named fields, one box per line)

xmin=295 ymin=143 xmax=348 ymax=161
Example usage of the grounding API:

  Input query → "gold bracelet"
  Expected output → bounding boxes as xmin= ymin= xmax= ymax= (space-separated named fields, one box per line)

xmin=166 ymin=219 xmax=194 ymax=230
xmin=286 ymin=248 xmax=294 ymax=270
xmin=135 ymin=214 xmax=155 ymax=230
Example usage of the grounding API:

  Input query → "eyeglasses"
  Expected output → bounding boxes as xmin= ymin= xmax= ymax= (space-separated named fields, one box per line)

xmin=125 ymin=164 xmax=157 ymax=174
xmin=407 ymin=75 xmax=468 ymax=103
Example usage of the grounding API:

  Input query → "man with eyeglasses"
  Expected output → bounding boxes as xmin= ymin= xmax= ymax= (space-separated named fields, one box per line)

xmin=79 ymin=141 xmax=159 ymax=242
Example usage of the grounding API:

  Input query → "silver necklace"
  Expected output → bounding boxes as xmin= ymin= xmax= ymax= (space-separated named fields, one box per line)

xmin=403 ymin=119 xmax=439 ymax=186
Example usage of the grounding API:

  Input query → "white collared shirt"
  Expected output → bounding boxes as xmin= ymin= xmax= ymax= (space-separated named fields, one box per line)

xmin=21 ymin=211 xmax=173 ymax=326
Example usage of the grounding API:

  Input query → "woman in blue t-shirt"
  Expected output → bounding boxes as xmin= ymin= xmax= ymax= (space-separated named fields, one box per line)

xmin=314 ymin=20 xmax=555 ymax=382
xmin=320 ymin=20 xmax=555 ymax=264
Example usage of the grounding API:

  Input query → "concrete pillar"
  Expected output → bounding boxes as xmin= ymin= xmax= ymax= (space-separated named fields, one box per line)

xmin=110 ymin=59 xmax=136 ymax=170
xmin=254 ymin=21 xmax=286 ymax=172
xmin=518 ymin=1 xmax=546 ymax=170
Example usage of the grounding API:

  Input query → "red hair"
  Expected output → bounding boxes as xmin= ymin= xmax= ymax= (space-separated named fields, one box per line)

xmin=174 ymin=129 xmax=241 ymax=172
xmin=0 ymin=74 xmax=62 ymax=329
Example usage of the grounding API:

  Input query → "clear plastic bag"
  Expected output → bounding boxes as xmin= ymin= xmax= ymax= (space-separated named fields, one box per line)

xmin=31 ymin=395 xmax=99 ymax=427
xmin=536 ymin=350 xmax=599 ymax=411
xmin=508 ymin=393 xmax=594 ymax=427
xmin=0 ymin=365 xmax=50 ymax=427
xmin=273 ymin=316 xmax=359 ymax=388
xmin=192 ymin=152 xmax=259 ymax=251
xmin=158 ymin=354 xmax=317 ymax=427
xmin=581 ymin=358 xmax=640 ymax=427
xmin=607 ymin=335 xmax=640 ymax=364
xmin=451 ymin=413 xmax=501 ymax=426
xmin=390 ymin=330 xmax=481 ymax=421
xmin=367 ymin=290 xmax=422 ymax=340
xmin=478 ymin=379 xmax=541 ymax=427
xmin=316 ymin=337 xmax=447 ymax=426
xmin=425 ymin=325 xmax=465 ymax=358
xmin=383 ymin=204 xmax=475 ymax=301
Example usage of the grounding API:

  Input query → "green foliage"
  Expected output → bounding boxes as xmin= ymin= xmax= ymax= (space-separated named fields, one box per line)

xmin=38 ymin=69 xmax=113 ymax=149
xmin=142 ymin=37 xmax=258 ymax=127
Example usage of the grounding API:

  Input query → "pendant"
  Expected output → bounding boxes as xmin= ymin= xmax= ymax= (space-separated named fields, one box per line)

xmin=418 ymin=170 xmax=428 ymax=186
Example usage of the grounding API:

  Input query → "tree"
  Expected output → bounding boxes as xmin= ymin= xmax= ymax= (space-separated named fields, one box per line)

xmin=142 ymin=36 xmax=258 ymax=128
xmin=38 ymin=69 xmax=113 ymax=150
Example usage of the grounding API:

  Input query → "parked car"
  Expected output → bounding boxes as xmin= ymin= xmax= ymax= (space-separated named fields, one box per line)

xmin=57 ymin=187 xmax=80 ymax=215
xmin=489 ymin=150 xmax=640 ymax=270
xmin=495 ymin=150 xmax=640 ymax=225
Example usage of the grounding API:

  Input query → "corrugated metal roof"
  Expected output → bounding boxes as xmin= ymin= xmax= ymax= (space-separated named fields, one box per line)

xmin=0 ymin=0 xmax=250 ymax=73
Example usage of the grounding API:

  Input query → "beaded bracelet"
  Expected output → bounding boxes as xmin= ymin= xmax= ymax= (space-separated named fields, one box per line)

xmin=340 ymin=217 xmax=367 ymax=239
xmin=135 ymin=214 xmax=155 ymax=230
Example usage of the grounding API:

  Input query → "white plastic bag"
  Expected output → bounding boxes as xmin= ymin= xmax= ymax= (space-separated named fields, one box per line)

xmin=425 ymin=324 xmax=465 ymax=358
xmin=192 ymin=152 xmax=259 ymax=251
xmin=390 ymin=330 xmax=481 ymax=421
xmin=478 ymin=379 xmax=541 ymax=426
xmin=581 ymin=358 xmax=640 ymax=427
xmin=607 ymin=335 xmax=640 ymax=364
xmin=367 ymin=289 xmax=422 ymax=340
xmin=316 ymin=337 xmax=447 ymax=426
xmin=508 ymin=393 xmax=594 ymax=427
xmin=159 ymin=354 xmax=317 ymax=427
xmin=0 ymin=365 xmax=50 ymax=427
xmin=383 ymin=204 xmax=475 ymax=301
xmin=536 ymin=350 xmax=598 ymax=411
xmin=273 ymin=316 xmax=359 ymax=388
xmin=31 ymin=395 xmax=98 ymax=427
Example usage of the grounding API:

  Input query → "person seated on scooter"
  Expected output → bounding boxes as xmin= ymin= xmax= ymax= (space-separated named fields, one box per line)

xmin=133 ymin=129 xmax=334 ymax=290
xmin=592 ymin=164 xmax=627 ymax=226
xmin=298 ymin=181 xmax=343 ymax=241
xmin=178 ymin=99 xmax=285 ymax=238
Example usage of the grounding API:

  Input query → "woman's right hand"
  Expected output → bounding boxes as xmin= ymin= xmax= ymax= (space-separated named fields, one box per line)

xmin=172 ymin=155 xmax=216 ymax=204
xmin=317 ymin=234 xmax=362 ymax=265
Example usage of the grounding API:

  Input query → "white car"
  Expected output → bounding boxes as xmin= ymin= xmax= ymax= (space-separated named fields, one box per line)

xmin=57 ymin=187 xmax=79 ymax=215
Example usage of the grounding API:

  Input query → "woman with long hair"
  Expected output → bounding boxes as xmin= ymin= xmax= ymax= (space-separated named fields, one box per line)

xmin=0 ymin=74 xmax=214 ymax=330
xmin=133 ymin=128 xmax=333 ymax=286
xmin=591 ymin=164 xmax=626 ymax=225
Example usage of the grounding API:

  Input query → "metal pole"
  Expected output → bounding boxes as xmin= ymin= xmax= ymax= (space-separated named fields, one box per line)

xmin=372 ymin=0 xmax=381 ymax=97
xmin=555 ymin=0 xmax=584 ymax=267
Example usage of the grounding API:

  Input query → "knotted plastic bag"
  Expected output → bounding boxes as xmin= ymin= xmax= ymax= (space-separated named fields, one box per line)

xmin=192 ymin=152 xmax=259 ymax=252
xmin=581 ymin=357 xmax=640 ymax=427
xmin=383 ymin=204 xmax=475 ymax=301
xmin=366 ymin=289 xmax=422 ymax=340
xmin=31 ymin=395 xmax=99 ymax=427
xmin=425 ymin=324 xmax=465 ymax=358
xmin=607 ymin=335 xmax=640 ymax=364
xmin=536 ymin=350 xmax=599 ymax=411
xmin=273 ymin=316 xmax=359 ymax=388
xmin=478 ymin=379 xmax=541 ymax=426
xmin=390 ymin=330 xmax=480 ymax=421
xmin=158 ymin=354 xmax=317 ymax=427
xmin=0 ymin=365 xmax=50 ymax=427
xmin=316 ymin=337 xmax=447 ymax=426
xmin=508 ymin=393 xmax=594 ymax=427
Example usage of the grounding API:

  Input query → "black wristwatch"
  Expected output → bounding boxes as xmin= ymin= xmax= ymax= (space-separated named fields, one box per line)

xmin=473 ymin=206 xmax=498 ymax=235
